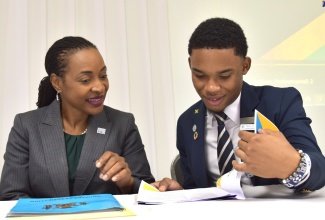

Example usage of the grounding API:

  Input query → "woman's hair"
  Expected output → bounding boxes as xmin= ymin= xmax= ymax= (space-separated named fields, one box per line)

xmin=188 ymin=17 xmax=248 ymax=58
xmin=36 ymin=36 xmax=97 ymax=108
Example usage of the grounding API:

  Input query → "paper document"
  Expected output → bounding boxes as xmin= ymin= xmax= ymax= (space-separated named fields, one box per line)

xmin=240 ymin=109 xmax=279 ymax=133
xmin=137 ymin=181 xmax=237 ymax=204
xmin=216 ymin=169 xmax=245 ymax=199
xmin=254 ymin=109 xmax=279 ymax=132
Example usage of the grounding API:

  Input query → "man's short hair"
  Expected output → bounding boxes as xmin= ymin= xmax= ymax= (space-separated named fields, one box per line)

xmin=188 ymin=17 xmax=248 ymax=58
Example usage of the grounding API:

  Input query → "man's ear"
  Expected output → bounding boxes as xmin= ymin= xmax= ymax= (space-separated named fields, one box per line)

xmin=50 ymin=73 xmax=61 ymax=92
xmin=242 ymin=57 xmax=251 ymax=75
xmin=188 ymin=57 xmax=191 ymax=68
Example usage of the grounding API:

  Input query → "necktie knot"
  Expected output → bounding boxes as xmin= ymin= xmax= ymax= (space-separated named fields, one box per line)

xmin=214 ymin=112 xmax=227 ymax=125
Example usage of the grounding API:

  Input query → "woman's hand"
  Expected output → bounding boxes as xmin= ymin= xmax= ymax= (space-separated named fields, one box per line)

xmin=96 ymin=151 xmax=134 ymax=194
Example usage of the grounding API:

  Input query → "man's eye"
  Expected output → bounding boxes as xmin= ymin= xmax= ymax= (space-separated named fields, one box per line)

xmin=220 ymin=75 xmax=230 ymax=79
xmin=195 ymin=74 xmax=205 ymax=79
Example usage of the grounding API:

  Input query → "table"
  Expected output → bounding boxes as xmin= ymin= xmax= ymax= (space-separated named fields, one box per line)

xmin=1 ymin=185 xmax=324 ymax=219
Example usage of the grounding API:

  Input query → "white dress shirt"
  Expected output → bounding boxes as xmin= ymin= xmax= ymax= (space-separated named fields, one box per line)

xmin=205 ymin=93 xmax=252 ymax=186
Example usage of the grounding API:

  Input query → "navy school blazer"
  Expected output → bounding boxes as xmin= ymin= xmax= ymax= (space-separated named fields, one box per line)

xmin=177 ymin=81 xmax=325 ymax=192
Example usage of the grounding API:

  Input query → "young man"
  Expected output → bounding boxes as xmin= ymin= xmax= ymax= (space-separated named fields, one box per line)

xmin=152 ymin=17 xmax=325 ymax=193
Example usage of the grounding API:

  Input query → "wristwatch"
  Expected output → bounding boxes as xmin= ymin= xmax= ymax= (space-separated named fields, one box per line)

xmin=282 ymin=149 xmax=311 ymax=188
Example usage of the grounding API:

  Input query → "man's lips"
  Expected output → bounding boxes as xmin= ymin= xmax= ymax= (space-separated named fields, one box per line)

xmin=206 ymin=97 xmax=223 ymax=105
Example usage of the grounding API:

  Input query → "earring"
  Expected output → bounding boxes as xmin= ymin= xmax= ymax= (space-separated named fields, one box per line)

xmin=56 ymin=91 xmax=60 ymax=101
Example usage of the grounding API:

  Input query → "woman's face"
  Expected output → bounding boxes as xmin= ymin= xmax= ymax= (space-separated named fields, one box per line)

xmin=59 ymin=48 xmax=109 ymax=117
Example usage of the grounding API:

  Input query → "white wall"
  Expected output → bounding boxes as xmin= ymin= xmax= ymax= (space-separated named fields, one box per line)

xmin=0 ymin=0 xmax=324 ymax=182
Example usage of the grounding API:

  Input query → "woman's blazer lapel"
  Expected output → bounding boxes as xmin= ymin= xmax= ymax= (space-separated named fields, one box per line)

xmin=39 ymin=101 xmax=70 ymax=197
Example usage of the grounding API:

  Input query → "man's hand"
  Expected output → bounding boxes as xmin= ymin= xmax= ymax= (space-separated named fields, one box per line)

xmin=233 ymin=129 xmax=301 ymax=179
xmin=151 ymin=178 xmax=183 ymax=192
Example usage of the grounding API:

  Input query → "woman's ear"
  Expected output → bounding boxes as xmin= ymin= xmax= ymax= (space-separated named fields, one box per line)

xmin=50 ymin=73 xmax=61 ymax=92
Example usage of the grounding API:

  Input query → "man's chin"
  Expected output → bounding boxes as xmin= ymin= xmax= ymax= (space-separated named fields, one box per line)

xmin=205 ymin=104 xmax=224 ymax=113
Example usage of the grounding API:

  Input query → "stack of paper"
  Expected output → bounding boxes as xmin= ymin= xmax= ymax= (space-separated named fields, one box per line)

xmin=137 ymin=181 xmax=237 ymax=204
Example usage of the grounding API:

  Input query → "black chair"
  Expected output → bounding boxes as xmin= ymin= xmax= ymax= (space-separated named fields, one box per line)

xmin=170 ymin=154 xmax=184 ymax=186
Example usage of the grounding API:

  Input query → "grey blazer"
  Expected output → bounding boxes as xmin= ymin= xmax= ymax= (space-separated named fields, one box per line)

xmin=0 ymin=100 xmax=155 ymax=200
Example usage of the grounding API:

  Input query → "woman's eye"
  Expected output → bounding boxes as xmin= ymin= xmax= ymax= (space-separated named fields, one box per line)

xmin=100 ymin=74 xmax=108 ymax=79
xmin=81 ymin=79 xmax=90 ymax=84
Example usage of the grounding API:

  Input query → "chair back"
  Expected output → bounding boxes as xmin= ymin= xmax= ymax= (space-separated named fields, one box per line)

xmin=170 ymin=154 xmax=184 ymax=186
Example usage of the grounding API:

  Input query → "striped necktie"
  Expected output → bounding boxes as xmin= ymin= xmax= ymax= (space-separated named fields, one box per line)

xmin=215 ymin=112 xmax=235 ymax=175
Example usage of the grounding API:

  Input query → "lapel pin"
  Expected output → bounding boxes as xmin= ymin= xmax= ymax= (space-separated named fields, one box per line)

xmin=193 ymin=131 xmax=198 ymax=140
xmin=194 ymin=109 xmax=199 ymax=114
xmin=192 ymin=124 xmax=197 ymax=132
xmin=97 ymin=128 xmax=106 ymax=134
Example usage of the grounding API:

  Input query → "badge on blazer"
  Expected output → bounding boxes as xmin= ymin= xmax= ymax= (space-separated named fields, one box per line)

xmin=97 ymin=127 xmax=106 ymax=134
xmin=240 ymin=116 xmax=254 ymax=132
xmin=192 ymin=124 xmax=197 ymax=132
xmin=193 ymin=131 xmax=198 ymax=140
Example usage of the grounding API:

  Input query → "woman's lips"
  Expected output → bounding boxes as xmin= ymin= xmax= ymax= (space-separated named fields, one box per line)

xmin=87 ymin=96 xmax=104 ymax=107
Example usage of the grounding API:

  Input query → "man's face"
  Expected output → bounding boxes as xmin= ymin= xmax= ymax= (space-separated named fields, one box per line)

xmin=189 ymin=48 xmax=250 ymax=113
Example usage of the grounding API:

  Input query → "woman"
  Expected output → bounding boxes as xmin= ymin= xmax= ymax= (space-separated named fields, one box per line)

xmin=0 ymin=36 xmax=155 ymax=200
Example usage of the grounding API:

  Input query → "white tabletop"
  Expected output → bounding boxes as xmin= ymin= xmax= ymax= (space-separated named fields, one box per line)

xmin=1 ymin=185 xmax=324 ymax=219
